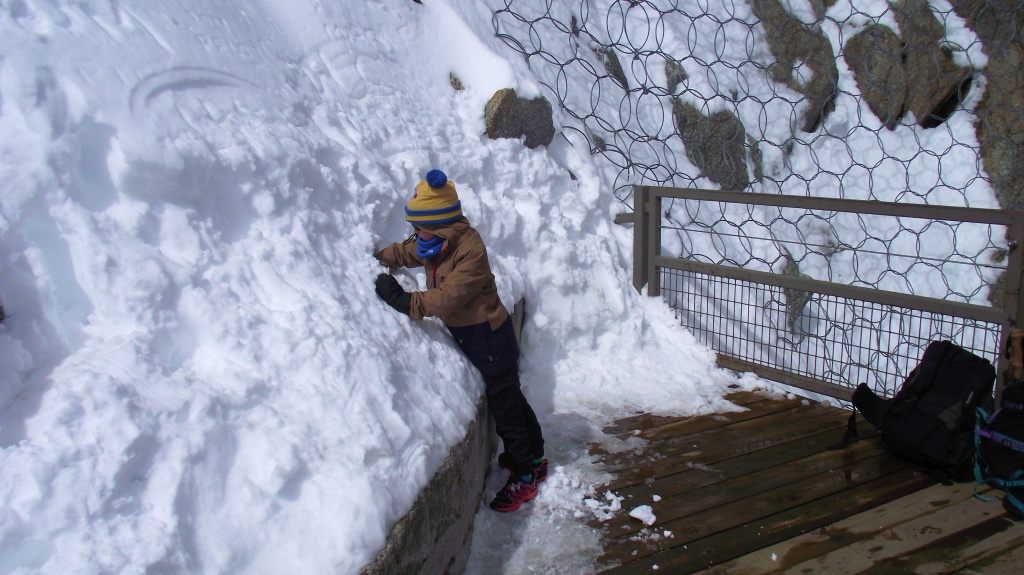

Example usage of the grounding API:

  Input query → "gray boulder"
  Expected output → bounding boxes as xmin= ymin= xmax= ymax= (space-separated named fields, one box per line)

xmin=595 ymin=45 xmax=630 ymax=92
xmin=750 ymin=0 xmax=839 ymax=133
xmin=672 ymin=99 xmax=750 ymax=192
xmin=844 ymin=24 xmax=907 ymax=130
xmin=958 ymin=0 xmax=1024 ymax=211
xmin=484 ymin=88 xmax=556 ymax=149
xmin=891 ymin=0 xmax=973 ymax=128
xmin=665 ymin=58 xmax=687 ymax=93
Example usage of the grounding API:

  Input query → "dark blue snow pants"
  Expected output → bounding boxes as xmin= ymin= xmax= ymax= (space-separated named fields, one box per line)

xmin=447 ymin=317 xmax=544 ymax=476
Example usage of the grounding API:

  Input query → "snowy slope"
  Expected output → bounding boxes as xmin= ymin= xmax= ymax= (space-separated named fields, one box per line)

xmin=0 ymin=1 xmax=739 ymax=573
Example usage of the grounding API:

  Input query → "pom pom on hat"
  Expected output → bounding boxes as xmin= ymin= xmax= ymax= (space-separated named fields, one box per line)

xmin=406 ymin=169 xmax=463 ymax=225
xmin=425 ymin=169 xmax=448 ymax=188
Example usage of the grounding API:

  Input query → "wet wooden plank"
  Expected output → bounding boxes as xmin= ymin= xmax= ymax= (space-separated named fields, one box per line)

xmin=613 ymin=428 xmax=883 ymax=502
xmin=591 ymin=391 xmax=1024 ymax=575
xmin=883 ymin=515 xmax=1024 ymax=575
xmin=701 ymin=482 xmax=984 ymax=574
xmin=634 ymin=396 xmax=809 ymax=442
xmin=600 ymin=452 xmax=922 ymax=565
xmin=952 ymin=535 xmax=1024 ymax=574
xmin=603 ymin=447 xmax=895 ymax=539
xmin=602 ymin=403 xmax=842 ymax=473
xmin=602 ymin=390 xmax=765 ymax=436
xmin=638 ymin=400 xmax=839 ymax=448
xmin=594 ymin=391 xmax=939 ymax=575
xmin=604 ymin=413 xmax=860 ymax=491
xmin=761 ymin=487 xmax=1024 ymax=574
xmin=598 ymin=468 xmax=934 ymax=574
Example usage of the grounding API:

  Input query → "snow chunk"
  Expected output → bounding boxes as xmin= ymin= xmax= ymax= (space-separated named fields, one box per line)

xmin=629 ymin=505 xmax=657 ymax=526
xmin=582 ymin=491 xmax=625 ymax=523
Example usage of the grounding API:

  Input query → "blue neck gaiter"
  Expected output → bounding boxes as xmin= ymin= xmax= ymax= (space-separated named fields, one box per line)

xmin=417 ymin=236 xmax=444 ymax=259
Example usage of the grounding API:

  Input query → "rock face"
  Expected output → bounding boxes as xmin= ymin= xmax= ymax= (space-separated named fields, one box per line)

xmin=843 ymin=1 xmax=973 ymax=131
xmin=891 ymin=0 xmax=974 ymax=128
xmin=781 ymin=250 xmax=813 ymax=331
xmin=665 ymin=58 xmax=687 ymax=93
xmin=750 ymin=0 xmax=839 ymax=133
xmin=484 ymin=88 xmax=556 ymax=149
xmin=672 ymin=99 xmax=750 ymax=192
xmin=485 ymin=0 xmax=1019 ymax=212
xmin=953 ymin=0 xmax=1024 ymax=211
xmin=595 ymin=45 xmax=630 ymax=91
xmin=752 ymin=0 xmax=974 ymax=133
xmin=844 ymin=24 xmax=907 ymax=130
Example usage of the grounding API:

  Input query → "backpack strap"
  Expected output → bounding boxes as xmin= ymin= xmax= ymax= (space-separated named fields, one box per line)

xmin=851 ymin=381 xmax=890 ymax=428
xmin=975 ymin=406 xmax=993 ymax=487
xmin=975 ymin=429 xmax=1024 ymax=453
xmin=992 ymin=401 xmax=1024 ymax=418
xmin=974 ymin=485 xmax=997 ymax=503
xmin=984 ymin=469 xmax=1024 ymax=490
xmin=829 ymin=383 xmax=885 ymax=450
xmin=829 ymin=412 xmax=860 ymax=450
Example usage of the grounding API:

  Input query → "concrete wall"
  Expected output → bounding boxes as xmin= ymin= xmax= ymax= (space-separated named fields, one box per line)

xmin=359 ymin=398 xmax=495 ymax=575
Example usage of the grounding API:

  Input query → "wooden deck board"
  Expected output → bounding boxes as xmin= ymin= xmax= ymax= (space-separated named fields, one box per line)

xmin=951 ymin=535 xmax=1024 ymax=574
xmin=604 ymin=413 xmax=861 ymax=492
xmin=705 ymin=484 xmax=1022 ymax=575
xmin=631 ymin=397 xmax=809 ymax=442
xmin=602 ymin=391 xmax=767 ymax=437
xmin=592 ymin=390 xmax=1024 ymax=574
xmin=701 ymin=482 xmax=984 ymax=574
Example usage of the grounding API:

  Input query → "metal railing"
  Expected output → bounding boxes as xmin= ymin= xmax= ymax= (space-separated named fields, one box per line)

xmin=623 ymin=186 xmax=1024 ymax=402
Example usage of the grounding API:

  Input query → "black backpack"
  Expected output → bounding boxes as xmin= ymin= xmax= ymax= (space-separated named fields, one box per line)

xmin=833 ymin=340 xmax=996 ymax=484
xmin=974 ymin=384 xmax=1024 ymax=519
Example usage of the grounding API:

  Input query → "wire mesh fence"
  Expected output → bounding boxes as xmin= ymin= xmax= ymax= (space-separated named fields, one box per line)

xmin=488 ymin=0 xmax=1021 ymax=300
xmin=661 ymin=266 xmax=1004 ymax=400
xmin=488 ymin=0 xmax=1022 ymax=206
xmin=487 ymin=0 xmax=1023 ymax=398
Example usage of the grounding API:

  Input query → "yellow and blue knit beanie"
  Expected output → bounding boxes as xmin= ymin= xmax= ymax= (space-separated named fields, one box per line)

xmin=406 ymin=169 xmax=463 ymax=225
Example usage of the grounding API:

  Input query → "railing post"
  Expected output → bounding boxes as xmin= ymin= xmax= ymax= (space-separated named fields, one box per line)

xmin=1011 ymin=221 xmax=1024 ymax=328
xmin=633 ymin=185 xmax=650 ymax=294
xmin=997 ymin=219 xmax=1024 ymax=404
xmin=647 ymin=190 xmax=661 ymax=297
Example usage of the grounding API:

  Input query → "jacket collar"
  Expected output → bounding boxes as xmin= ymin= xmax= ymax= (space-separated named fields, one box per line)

xmin=420 ymin=217 xmax=470 ymax=245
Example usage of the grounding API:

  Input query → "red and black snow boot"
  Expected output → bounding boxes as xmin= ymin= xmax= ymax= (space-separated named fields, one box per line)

xmin=489 ymin=474 xmax=538 ymax=512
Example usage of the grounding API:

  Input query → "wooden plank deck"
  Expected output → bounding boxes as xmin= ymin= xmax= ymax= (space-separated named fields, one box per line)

xmin=591 ymin=389 xmax=1024 ymax=574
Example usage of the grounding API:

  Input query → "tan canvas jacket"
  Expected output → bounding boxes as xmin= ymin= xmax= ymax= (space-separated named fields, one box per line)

xmin=375 ymin=218 xmax=509 ymax=330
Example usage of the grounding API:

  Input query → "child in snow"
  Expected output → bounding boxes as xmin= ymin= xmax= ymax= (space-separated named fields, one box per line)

xmin=373 ymin=169 xmax=547 ymax=512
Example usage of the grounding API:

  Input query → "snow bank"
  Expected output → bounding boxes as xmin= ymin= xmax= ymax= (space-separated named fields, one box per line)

xmin=0 ymin=1 xmax=736 ymax=573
